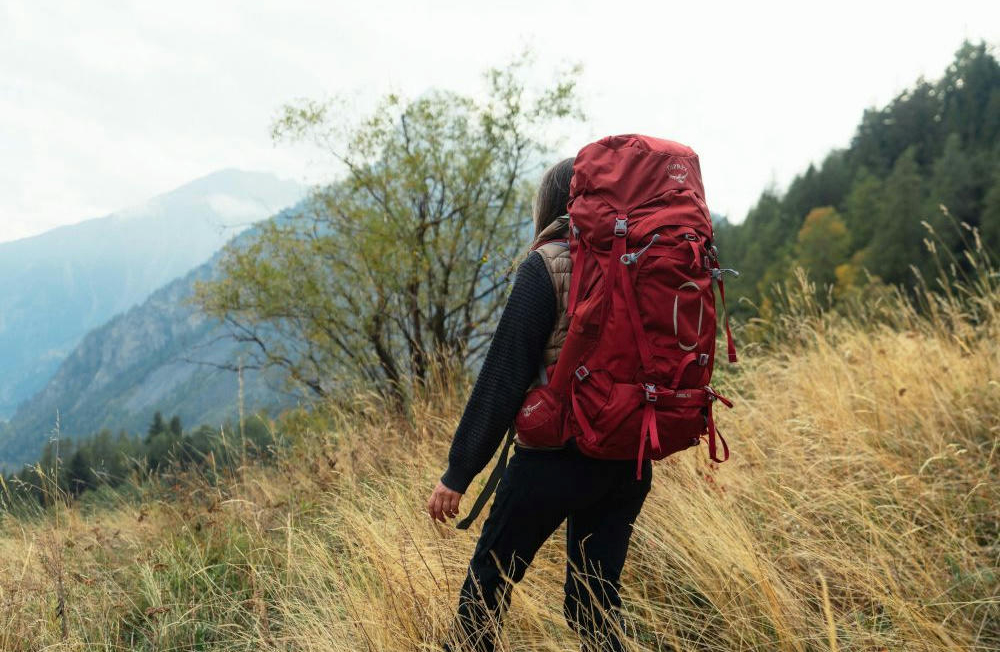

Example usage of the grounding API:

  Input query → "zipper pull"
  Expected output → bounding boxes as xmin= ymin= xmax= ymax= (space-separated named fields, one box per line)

xmin=620 ymin=234 xmax=660 ymax=265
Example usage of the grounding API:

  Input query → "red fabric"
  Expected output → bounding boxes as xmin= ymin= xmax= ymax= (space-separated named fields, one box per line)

xmin=515 ymin=134 xmax=736 ymax=470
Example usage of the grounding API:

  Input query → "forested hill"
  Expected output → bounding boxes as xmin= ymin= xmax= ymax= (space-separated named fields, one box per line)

xmin=715 ymin=41 xmax=1000 ymax=311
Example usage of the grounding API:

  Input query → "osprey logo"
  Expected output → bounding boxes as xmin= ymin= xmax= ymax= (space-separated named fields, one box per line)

xmin=667 ymin=163 xmax=688 ymax=183
xmin=521 ymin=401 xmax=543 ymax=418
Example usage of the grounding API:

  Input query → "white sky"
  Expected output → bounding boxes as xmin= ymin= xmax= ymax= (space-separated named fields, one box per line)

xmin=1 ymin=0 xmax=997 ymax=243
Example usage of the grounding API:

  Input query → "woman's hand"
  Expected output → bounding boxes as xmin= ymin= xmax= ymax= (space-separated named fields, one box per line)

xmin=427 ymin=481 xmax=463 ymax=523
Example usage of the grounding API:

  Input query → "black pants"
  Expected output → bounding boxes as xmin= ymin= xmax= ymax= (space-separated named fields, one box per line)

xmin=446 ymin=439 xmax=652 ymax=652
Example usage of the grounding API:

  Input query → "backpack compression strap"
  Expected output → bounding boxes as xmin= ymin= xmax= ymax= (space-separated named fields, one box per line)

xmin=455 ymin=427 xmax=516 ymax=530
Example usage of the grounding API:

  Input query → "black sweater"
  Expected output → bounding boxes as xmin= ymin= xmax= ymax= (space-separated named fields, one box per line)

xmin=441 ymin=252 xmax=557 ymax=493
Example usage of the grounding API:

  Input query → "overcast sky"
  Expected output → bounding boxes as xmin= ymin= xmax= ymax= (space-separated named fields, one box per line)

xmin=1 ymin=1 xmax=997 ymax=243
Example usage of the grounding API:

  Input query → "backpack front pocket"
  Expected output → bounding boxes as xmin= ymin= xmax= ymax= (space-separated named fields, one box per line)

xmin=514 ymin=385 xmax=565 ymax=448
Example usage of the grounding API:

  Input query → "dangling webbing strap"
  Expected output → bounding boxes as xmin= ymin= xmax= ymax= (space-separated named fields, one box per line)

xmin=637 ymin=394 xmax=661 ymax=479
xmin=715 ymin=274 xmax=738 ymax=363
xmin=570 ymin=377 xmax=601 ymax=444
xmin=456 ymin=427 xmax=516 ymax=530
xmin=704 ymin=386 xmax=733 ymax=463
xmin=706 ymin=406 xmax=730 ymax=464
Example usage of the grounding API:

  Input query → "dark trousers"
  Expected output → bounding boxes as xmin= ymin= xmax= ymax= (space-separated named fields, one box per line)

xmin=446 ymin=439 xmax=652 ymax=652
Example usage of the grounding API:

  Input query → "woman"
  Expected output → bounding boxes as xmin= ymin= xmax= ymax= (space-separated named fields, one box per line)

xmin=427 ymin=157 xmax=652 ymax=652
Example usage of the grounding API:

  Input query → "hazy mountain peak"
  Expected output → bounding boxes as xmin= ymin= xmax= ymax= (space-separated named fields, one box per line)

xmin=112 ymin=169 xmax=303 ymax=226
xmin=0 ymin=170 xmax=305 ymax=421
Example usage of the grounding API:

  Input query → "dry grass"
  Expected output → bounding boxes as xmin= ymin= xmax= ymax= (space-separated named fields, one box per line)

xmin=1 ymin=259 xmax=997 ymax=651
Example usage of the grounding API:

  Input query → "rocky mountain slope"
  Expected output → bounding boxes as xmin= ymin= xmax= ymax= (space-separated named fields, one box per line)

xmin=0 ymin=169 xmax=303 ymax=419
xmin=0 ymin=225 xmax=305 ymax=469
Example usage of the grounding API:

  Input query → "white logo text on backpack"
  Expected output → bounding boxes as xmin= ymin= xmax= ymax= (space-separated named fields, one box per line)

xmin=667 ymin=163 xmax=688 ymax=183
xmin=521 ymin=401 xmax=543 ymax=417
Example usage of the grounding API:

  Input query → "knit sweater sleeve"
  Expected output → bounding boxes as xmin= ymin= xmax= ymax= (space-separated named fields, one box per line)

xmin=440 ymin=252 xmax=557 ymax=493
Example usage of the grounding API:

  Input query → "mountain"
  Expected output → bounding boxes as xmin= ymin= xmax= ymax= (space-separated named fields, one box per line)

xmin=0 ymin=217 xmax=306 ymax=470
xmin=0 ymin=170 xmax=304 ymax=419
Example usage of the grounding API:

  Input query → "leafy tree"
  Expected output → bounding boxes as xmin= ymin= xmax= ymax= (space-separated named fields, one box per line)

xmin=193 ymin=54 xmax=582 ymax=403
xmin=795 ymin=207 xmax=850 ymax=288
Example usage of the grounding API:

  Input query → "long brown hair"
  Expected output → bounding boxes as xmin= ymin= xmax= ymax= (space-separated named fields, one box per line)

xmin=533 ymin=157 xmax=575 ymax=238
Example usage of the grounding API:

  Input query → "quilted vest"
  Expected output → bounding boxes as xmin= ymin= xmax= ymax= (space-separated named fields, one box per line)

xmin=536 ymin=243 xmax=571 ymax=367
xmin=532 ymin=218 xmax=572 ymax=369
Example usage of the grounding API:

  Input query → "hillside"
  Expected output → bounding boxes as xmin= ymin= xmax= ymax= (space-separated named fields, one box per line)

xmin=0 ymin=251 xmax=995 ymax=650
xmin=0 ymin=38 xmax=996 ymax=652
xmin=0 ymin=220 xmax=305 ymax=470
xmin=0 ymin=170 xmax=304 ymax=420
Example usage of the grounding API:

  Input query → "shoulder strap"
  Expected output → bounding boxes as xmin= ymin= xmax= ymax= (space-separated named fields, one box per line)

xmin=530 ymin=215 xmax=570 ymax=249
xmin=455 ymin=427 xmax=516 ymax=530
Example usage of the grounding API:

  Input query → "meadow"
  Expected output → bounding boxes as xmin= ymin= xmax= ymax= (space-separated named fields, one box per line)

xmin=1 ymin=248 xmax=997 ymax=651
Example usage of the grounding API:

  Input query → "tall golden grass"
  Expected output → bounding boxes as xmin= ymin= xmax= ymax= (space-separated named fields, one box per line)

xmin=1 ymin=234 xmax=997 ymax=651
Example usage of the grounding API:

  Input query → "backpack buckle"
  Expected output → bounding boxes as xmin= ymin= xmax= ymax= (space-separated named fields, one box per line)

xmin=575 ymin=365 xmax=590 ymax=382
xmin=704 ymin=385 xmax=734 ymax=408
xmin=643 ymin=383 xmax=657 ymax=402
xmin=698 ymin=353 xmax=709 ymax=366
xmin=614 ymin=217 xmax=628 ymax=237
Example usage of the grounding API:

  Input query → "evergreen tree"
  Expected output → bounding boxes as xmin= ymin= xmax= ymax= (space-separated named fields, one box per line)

xmin=66 ymin=448 xmax=95 ymax=495
xmin=146 ymin=412 xmax=166 ymax=443
xmin=733 ymin=190 xmax=791 ymax=304
xmin=867 ymin=147 xmax=927 ymax=286
xmin=939 ymin=41 xmax=1000 ymax=147
xmin=981 ymin=165 xmax=1000 ymax=254
xmin=680 ymin=41 xmax=1000 ymax=318
xmin=842 ymin=168 xmax=883 ymax=252
xmin=930 ymin=133 xmax=980 ymax=227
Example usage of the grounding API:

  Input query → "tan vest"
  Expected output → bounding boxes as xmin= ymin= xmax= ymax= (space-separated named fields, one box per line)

xmin=517 ymin=220 xmax=571 ymax=447
xmin=532 ymin=219 xmax=572 ymax=370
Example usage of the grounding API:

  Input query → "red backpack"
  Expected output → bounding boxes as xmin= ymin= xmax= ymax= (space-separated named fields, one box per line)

xmin=515 ymin=134 xmax=738 ymax=478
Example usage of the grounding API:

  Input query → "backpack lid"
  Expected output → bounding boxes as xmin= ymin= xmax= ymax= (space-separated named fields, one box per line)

xmin=570 ymin=134 xmax=706 ymax=211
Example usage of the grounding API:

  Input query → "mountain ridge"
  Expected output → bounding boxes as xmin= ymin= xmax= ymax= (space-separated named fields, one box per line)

xmin=0 ymin=213 xmax=307 ymax=469
xmin=0 ymin=169 xmax=304 ymax=419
